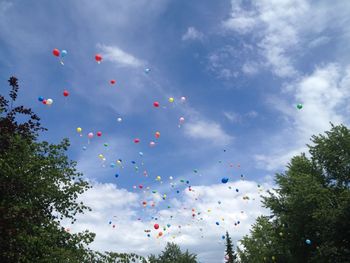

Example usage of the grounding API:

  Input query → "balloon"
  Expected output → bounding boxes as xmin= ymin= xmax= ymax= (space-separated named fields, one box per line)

xmin=168 ymin=97 xmax=174 ymax=103
xmin=115 ymin=173 xmax=119 ymax=178
xmin=149 ymin=141 xmax=155 ymax=147
xmin=38 ymin=96 xmax=44 ymax=102
xmin=76 ymin=127 xmax=82 ymax=133
xmin=98 ymin=154 xmax=104 ymax=159
xmin=297 ymin=103 xmax=303 ymax=110
xmin=110 ymin=79 xmax=116 ymax=85
xmin=134 ymin=138 xmax=140 ymax=143
xmin=88 ymin=132 xmax=94 ymax=139
xmin=95 ymin=54 xmax=102 ymax=63
xmin=110 ymin=163 xmax=115 ymax=168
xmin=142 ymin=201 xmax=147 ymax=206
xmin=154 ymin=224 xmax=159 ymax=230
xmin=117 ymin=117 xmax=122 ymax=122
xmin=155 ymin=131 xmax=160 ymax=139
xmin=179 ymin=117 xmax=185 ymax=123
xmin=221 ymin=177 xmax=229 ymax=184
xmin=153 ymin=101 xmax=160 ymax=108
xmin=104 ymin=143 xmax=108 ymax=147
xmin=222 ymin=235 xmax=225 ymax=240
xmin=236 ymin=188 xmax=239 ymax=192
xmin=97 ymin=131 xmax=102 ymax=137
xmin=52 ymin=48 xmax=60 ymax=57
xmin=42 ymin=99 xmax=47 ymax=105
xmin=158 ymin=231 xmax=163 ymax=237
xmin=139 ymin=151 xmax=144 ymax=156
xmin=180 ymin=96 xmax=186 ymax=102
xmin=216 ymin=222 xmax=219 ymax=225
xmin=305 ymin=239 xmax=311 ymax=245
xmin=169 ymin=176 xmax=173 ymax=180
xmin=82 ymin=146 xmax=87 ymax=151
xmin=46 ymin=99 xmax=53 ymax=105
xmin=144 ymin=68 xmax=151 ymax=74
xmin=156 ymin=176 xmax=161 ymax=181
xmin=61 ymin=50 xmax=67 ymax=57
xmin=63 ymin=90 xmax=69 ymax=97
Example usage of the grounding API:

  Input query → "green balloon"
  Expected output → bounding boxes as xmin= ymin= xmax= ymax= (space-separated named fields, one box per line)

xmin=297 ymin=103 xmax=303 ymax=110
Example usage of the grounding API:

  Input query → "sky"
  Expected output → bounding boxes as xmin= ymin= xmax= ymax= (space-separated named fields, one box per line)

xmin=1 ymin=0 xmax=350 ymax=262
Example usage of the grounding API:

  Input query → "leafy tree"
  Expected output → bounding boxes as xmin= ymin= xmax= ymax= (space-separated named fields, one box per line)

xmin=0 ymin=77 xmax=145 ymax=263
xmin=148 ymin=242 xmax=197 ymax=263
xmin=238 ymin=124 xmax=350 ymax=263
xmin=225 ymin=231 xmax=237 ymax=263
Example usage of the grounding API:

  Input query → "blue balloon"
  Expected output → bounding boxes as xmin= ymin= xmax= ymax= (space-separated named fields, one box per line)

xmin=144 ymin=68 xmax=151 ymax=74
xmin=236 ymin=188 xmax=239 ymax=192
xmin=82 ymin=146 xmax=87 ymax=151
xmin=115 ymin=173 xmax=119 ymax=178
xmin=131 ymin=161 xmax=136 ymax=164
xmin=110 ymin=163 xmax=116 ymax=168
xmin=61 ymin=49 xmax=67 ymax=57
xmin=216 ymin=222 xmax=219 ymax=226
xmin=176 ymin=190 xmax=180 ymax=194
xmin=221 ymin=177 xmax=229 ymax=184
xmin=222 ymin=235 xmax=225 ymax=239
xmin=305 ymin=239 xmax=311 ymax=245
xmin=38 ymin=96 xmax=44 ymax=102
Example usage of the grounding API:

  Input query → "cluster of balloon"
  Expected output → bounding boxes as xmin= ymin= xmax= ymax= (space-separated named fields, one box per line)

xmin=297 ymin=103 xmax=303 ymax=110
xmin=95 ymin=54 xmax=102 ymax=64
xmin=38 ymin=96 xmax=53 ymax=106
xmin=52 ymin=48 xmax=67 ymax=65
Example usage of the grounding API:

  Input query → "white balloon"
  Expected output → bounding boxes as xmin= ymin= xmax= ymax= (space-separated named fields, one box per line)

xmin=46 ymin=98 xmax=53 ymax=105
xmin=117 ymin=117 xmax=122 ymax=122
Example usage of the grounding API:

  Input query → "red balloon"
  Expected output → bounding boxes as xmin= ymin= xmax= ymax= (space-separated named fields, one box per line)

xmin=95 ymin=54 xmax=102 ymax=62
xmin=134 ymin=138 xmax=140 ymax=143
xmin=110 ymin=79 xmax=116 ymax=85
xmin=153 ymin=101 xmax=160 ymax=107
xmin=97 ymin=131 xmax=102 ymax=137
xmin=52 ymin=49 xmax=60 ymax=57
xmin=154 ymin=224 xmax=159 ymax=230
xmin=63 ymin=90 xmax=69 ymax=97
xmin=42 ymin=99 xmax=47 ymax=105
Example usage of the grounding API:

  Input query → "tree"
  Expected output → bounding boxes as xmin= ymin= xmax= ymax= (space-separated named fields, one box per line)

xmin=225 ymin=231 xmax=237 ymax=263
xmin=148 ymin=242 xmax=198 ymax=263
xmin=238 ymin=124 xmax=350 ymax=263
xmin=0 ymin=77 xmax=146 ymax=263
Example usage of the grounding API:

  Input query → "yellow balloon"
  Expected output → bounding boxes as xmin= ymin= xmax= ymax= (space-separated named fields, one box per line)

xmin=156 ymin=176 xmax=161 ymax=181
xmin=168 ymin=97 xmax=174 ymax=103
xmin=76 ymin=127 xmax=82 ymax=133
xmin=98 ymin=154 xmax=104 ymax=159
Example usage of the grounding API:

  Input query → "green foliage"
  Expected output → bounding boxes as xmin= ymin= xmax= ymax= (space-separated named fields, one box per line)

xmin=0 ymin=77 xmax=145 ymax=262
xmin=148 ymin=242 xmax=198 ymax=263
xmin=225 ymin=231 xmax=237 ymax=263
xmin=238 ymin=124 xmax=350 ymax=263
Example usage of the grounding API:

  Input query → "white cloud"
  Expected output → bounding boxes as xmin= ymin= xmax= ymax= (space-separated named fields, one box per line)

xmin=222 ymin=0 xmax=350 ymax=78
xmin=308 ymin=36 xmax=331 ymax=48
xmin=66 ymin=180 xmax=273 ymax=263
xmin=98 ymin=44 xmax=143 ymax=68
xmin=242 ymin=62 xmax=259 ymax=75
xmin=182 ymin=27 xmax=204 ymax=41
xmin=184 ymin=120 xmax=233 ymax=146
xmin=256 ymin=63 xmax=350 ymax=170
xmin=223 ymin=111 xmax=241 ymax=123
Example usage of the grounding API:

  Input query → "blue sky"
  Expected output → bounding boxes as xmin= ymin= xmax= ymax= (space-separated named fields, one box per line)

xmin=1 ymin=0 xmax=350 ymax=262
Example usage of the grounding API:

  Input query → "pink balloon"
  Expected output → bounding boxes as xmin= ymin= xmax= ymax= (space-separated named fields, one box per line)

xmin=149 ymin=141 xmax=155 ymax=147
xmin=88 ymin=132 xmax=94 ymax=139
xmin=179 ymin=117 xmax=185 ymax=123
